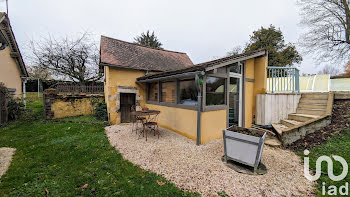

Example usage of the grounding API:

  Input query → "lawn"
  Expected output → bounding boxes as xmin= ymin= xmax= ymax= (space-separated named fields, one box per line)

xmin=0 ymin=93 xmax=196 ymax=196
xmin=302 ymin=130 xmax=350 ymax=196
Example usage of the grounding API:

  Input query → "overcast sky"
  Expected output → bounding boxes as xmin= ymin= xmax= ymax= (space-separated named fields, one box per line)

xmin=1 ymin=0 xmax=332 ymax=74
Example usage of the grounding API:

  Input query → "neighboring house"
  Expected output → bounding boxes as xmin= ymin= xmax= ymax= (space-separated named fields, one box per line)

xmin=0 ymin=12 xmax=28 ymax=97
xmin=100 ymin=35 xmax=268 ymax=144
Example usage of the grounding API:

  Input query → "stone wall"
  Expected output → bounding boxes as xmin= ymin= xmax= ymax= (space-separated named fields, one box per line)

xmin=43 ymin=89 xmax=104 ymax=120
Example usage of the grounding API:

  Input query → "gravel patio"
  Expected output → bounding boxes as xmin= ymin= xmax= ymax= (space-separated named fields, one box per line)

xmin=106 ymin=124 xmax=314 ymax=196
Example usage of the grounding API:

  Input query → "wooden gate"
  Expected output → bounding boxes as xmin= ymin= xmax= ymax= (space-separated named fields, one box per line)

xmin=120 ymin=93 xmax=135 ymax=123
xmin=0 ymin=87 xmax=8 ymax=125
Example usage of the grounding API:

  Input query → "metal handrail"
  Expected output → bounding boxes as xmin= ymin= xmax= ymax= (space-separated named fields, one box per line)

xmin=267 ymin=66 xmax=300 ymax=93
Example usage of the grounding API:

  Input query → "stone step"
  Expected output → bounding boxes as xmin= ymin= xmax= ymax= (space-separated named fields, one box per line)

xmin=299 ymin=99 xmax=328 ymax=104
xmin=296 ymin=108 xmax=326 ymax=116
xmin=298 ymin=103 xmax=327 ymax=110
xmin=301 ymin=93 xmax=329 ymax=100
xmin=271 ymin=123 xmax=288 ymax=137
xmin=288 ymin=113 xmax=319 ymax=122
xmin=281 ymin=119 xmax=303 ymax=127
xmin=265 ymin=135 xmax=282 ymax=147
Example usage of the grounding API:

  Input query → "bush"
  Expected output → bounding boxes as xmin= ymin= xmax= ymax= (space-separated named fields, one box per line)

xmin=8 ymin=97 xmax=25 ymax=121
xmin=94 ymin=102 xmax=108 ymax=121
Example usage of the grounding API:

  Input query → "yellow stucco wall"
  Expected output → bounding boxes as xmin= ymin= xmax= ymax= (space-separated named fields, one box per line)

xmin=104 ymin=54 xmax=267 ymax=143
xmin=105 ymin=67 xmax=147 ymax=124
xmin=0 ymin=47 xmax=22 ymax=97
xmin=200 ymin=109 xmax=227 ymax=144
xmin=244 ymin=56 xmax=267 ymax=128
xmin=145 ymin=103 xmax=198 ymax=140
xmin=51 ymin=97 xmax=103 ymax=119
xmin=254 ymin=57 xmax=267 ymax=95
xmin=144 ymin=104 xmax=226 ymax=144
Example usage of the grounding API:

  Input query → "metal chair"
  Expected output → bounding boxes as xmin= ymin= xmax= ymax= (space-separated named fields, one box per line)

xmin=131 ymin=106 xmax=145 ymax=134
xmin=143 ymin=112 xmax=160 ymax=140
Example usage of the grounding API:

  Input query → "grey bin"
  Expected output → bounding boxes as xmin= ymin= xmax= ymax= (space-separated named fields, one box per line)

xmin=223 ymin=126 xmax=266 ymax=173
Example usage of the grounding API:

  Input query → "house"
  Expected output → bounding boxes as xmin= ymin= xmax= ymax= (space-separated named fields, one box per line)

xmin=100 ymin=35 xmax=268 ymax=144
xmin=100 ymin=36 xmax=194 ymax=124
xmin=0 ymin=12 xmax=28 ymax=97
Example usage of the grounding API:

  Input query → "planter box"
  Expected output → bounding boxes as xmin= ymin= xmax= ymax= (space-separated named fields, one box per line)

xmin=223 ymin=126 xmax=266 ymax=172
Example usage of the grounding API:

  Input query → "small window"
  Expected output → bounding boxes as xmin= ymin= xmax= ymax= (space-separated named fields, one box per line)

xmin=147 ymin=82 xmax=158 ymax=102
xmin=206 ymin=77 xmax=225 ymax=106
xmin=161 ymin=81 xmax=176 ymax=103
xmin=230 ymin=63 xmax=241 ymax=74
xmin=179 ymin=79 xmax=198 ymax=105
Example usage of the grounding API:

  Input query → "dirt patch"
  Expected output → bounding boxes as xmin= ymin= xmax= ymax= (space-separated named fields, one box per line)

xmin=287 ymin=100 xmax=350 ymax=152
xmin=0 ymin=147 xmax=16 ymax=178
xmin=106 ymin=124 xmax=314 ymax=196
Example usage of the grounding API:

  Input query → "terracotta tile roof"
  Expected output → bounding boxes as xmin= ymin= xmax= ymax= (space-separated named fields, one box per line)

xmin=100 ymin=36 xmax=193 ymax=72
xmin=137 ymin=49 xmax=267 ymax=81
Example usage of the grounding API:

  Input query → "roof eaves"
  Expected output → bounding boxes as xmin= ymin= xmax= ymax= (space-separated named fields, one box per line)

xmin=204 ymin=49 xmax=266 ymax=71
xmin=100 ymin=62 xmax=163 ymax=72
xmin=137 ymin=49 xmax=267 ymax=81
xmin=0 ymin=14 xmax=28 ymax=77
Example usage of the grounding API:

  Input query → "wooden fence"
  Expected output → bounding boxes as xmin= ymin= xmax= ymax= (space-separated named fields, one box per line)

xmin=256 ymin=93 xmax=301 ymax=125
xmin=54 ymin=84 xmax=104 ymax=94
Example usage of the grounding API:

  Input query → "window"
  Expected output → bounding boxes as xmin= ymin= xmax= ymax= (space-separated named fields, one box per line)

xmin=147 ymin=82 xmax=158 ymax=102
xmin=206 ymin=77 xmax=225 ymax=106
xmin=230 ymin=63 xmax=241 ymax=74
xmin=179 ymin=79 xmax=198 ymax=105
xmin=161 ymin=81 xmax=176 ymax=103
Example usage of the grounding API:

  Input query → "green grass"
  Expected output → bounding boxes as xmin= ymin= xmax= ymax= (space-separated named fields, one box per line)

xmin=301 ymin=130 xmax=350 ymax=196
xmin=0 ymin=94 xmax=197 ymax=196
xmin=58 ymin=115 xmax=100 ymax=123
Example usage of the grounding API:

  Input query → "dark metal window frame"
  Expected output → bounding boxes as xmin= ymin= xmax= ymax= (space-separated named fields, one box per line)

xmin=202 ymin=72 xmax=229 ymax=112
xmin=146 ymin=78 xmax=199 ymax=111
xmin=145 ymin=61 xmax=247 ymax=113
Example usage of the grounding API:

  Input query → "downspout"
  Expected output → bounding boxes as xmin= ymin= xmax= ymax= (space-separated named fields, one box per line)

xmin=195 ymin=72 xmax=204 ymax=145
xmin=22 ymin=77 xmax=27 ymax=108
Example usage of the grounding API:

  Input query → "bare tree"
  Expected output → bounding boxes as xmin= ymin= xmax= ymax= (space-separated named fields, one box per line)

xmin=28 ymin=32 xmax=102 ymax=84
xmin=298 ymin=0 xmax=350 ymax=64
xmin=345 ymin=60 xmax=350 ymax=72
xmin=27 ymin=65 xmax=52 ymax=80
xmin=226 ymin=46 xmax=243 ymax=57
xmin=317 ymin=65 xmax=341 ymax=76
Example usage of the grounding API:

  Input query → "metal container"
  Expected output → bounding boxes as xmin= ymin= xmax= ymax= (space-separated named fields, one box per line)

xmin=223 ymin=126 xmax=266 ymax=173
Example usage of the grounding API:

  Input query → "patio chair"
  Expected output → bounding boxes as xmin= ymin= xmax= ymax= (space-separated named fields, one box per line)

xmin=143 ymin=112 xmax=160 ymax=140
xmin=131 ymin=106 xmax=145 ymax=134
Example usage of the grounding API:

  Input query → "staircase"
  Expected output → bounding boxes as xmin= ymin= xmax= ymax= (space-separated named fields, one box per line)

xmin=272 ymin=93 xmax=333 ymax=146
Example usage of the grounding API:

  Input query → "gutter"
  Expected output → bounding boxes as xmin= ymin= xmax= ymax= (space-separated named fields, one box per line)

xmin=100 ymin=62 xmax=162 ymax=73
xmin=137 ymin=71 xmax=205 ymax=83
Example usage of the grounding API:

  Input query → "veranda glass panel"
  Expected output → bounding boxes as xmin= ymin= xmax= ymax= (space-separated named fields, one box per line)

xmin=161 ymin=81 xmax=176 ymax=103
xmin=179 ymin=79 xmax=198 ymax=105
xmin=229 ymin=77 xmax=240 ymax=126
xmin=147 ymin=82 xmax=158 ymax=101
xmin=206 ymin=77 xmax=225 ymax=105
xmin=229 ymin=63 xmax=241 ymax=74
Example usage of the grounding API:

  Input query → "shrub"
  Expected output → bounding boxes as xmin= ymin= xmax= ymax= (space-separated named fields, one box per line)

xmin=7 ymin=97 xmax=25 ymax=121
xmin=94 ymin=102 xmax=108 ymax=121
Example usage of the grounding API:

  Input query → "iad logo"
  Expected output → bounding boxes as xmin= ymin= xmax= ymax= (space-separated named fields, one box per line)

xmin=304 ymin=150 xmax=349 ymax=196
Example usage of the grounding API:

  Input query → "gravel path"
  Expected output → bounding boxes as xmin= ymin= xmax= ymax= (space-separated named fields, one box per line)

xmin=0 ymin=147 xmax=16 ymax=178
xmin=106 ymin=124 xmax=314 ymax=196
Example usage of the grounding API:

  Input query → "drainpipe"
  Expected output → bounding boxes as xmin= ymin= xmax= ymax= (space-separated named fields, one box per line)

xmin=195 ymin=73 xmax=204 ymax=146
xmin=22 ymin=77 xmax=27 ymax=108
